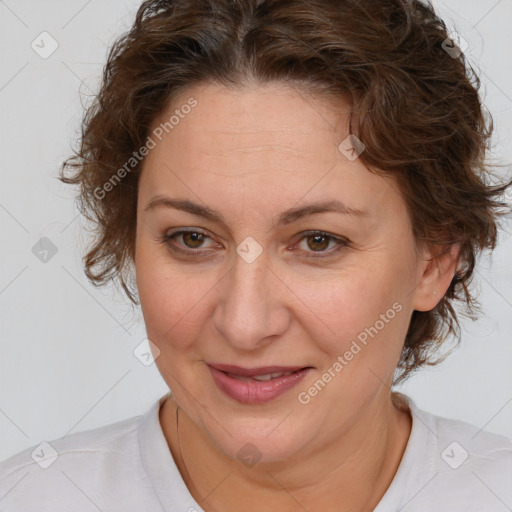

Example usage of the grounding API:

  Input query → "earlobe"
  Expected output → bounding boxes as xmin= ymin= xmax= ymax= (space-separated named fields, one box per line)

xmin=412 ymin=243 xmax=460 ymax=312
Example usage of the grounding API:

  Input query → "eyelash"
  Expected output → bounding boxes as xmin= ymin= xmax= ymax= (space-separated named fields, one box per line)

xmin=157 ymin=229 xmax=349 ymax=259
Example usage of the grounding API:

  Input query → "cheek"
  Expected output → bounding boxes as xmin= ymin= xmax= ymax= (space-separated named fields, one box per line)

xmin=135 ymin=246 xmax=219 ymax=351
xmin=135 ymin=232 xmax=413 ymax=362
xmin=297 ymin=264 xmax=393 ymax=327
xmin=296 ymin=260 xmax=409 ymax=368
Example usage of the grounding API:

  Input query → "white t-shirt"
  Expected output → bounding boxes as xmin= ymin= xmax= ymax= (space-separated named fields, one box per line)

xmin=1 ymin=392 xmax=511 ymax=511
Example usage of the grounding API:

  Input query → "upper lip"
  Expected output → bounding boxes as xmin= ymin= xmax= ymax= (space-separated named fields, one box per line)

xmin=208 ymin=363 xmax=310 ymax=377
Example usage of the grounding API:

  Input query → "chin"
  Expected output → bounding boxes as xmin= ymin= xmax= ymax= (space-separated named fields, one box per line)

xmin=204 ymin=416 xmax=310 ymax=466
xmin=226 ymin=437 xmax=302 ymax=466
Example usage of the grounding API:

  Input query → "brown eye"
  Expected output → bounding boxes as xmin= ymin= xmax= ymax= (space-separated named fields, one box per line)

xmin=306 ymin=234 xmax=331 ymax=252
xmin=158 ymin=229 xmax=215 ymax=255
xmin=180 ymin=231 xmax=207 ymax=249
xmin=293 ymin=231 xmax=349 ymax=258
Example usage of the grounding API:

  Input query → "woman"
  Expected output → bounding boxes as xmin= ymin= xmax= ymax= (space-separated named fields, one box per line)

xmin=1 ymin=0 xmax=511 ymax=510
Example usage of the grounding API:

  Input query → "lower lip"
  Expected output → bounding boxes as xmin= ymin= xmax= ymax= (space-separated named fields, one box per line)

xmin=208 ymin=365 xmax=311 ymax=404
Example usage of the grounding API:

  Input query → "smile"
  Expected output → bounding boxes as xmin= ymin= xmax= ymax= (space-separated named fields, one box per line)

xmin=207 ymin=363 xmax=313 ymax=404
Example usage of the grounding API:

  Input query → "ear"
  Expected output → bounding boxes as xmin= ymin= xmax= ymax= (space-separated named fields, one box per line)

xmin=411 ymin=243 xmax=460 ymax=312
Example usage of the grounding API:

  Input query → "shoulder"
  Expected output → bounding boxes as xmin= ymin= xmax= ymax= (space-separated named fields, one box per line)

xmin=431 ymin=408 xmax=512 ymax=487
xmin=391 ymin=393 xmax=512 ymax=511
xmin=426 ymin=403 xmax=512 ymax=471
xmin=1 ymin=413 xmax=141 ymax=473
xmin=394 ymin=392 xmax=512 ymax=464
xmin=0 ymin=412 xmax=151 ymax=512
xmin=431 ymin=410 xmax=512 ymax=510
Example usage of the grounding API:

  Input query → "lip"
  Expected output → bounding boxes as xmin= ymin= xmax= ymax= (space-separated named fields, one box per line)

xmin=208 ymin=363 xmax=307 ymax=377
xmin=207 ymin=363 xmax=312 ymax=404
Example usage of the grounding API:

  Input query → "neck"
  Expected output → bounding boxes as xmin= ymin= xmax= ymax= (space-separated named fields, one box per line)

xmin=160 ymin=390 xmax=412 ymax=512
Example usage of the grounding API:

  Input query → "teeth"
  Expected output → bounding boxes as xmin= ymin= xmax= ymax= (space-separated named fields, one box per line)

xmin=251 ymin=371 xmax=295 ymax=381
xmin=225 ymin=370 xmax=297 ymax=382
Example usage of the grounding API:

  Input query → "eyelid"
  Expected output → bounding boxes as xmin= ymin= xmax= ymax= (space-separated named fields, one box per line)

xmin=159 ymin=228 xmax=218 ymax=253
xmin=289 ymin=230 xmax=349 ymax=258
xmin=158 ymin=228 xmax=349 ymax=258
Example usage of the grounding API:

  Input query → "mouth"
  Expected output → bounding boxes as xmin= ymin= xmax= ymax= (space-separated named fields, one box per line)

xmin=207 ymin=363 xmax=313 ymax=404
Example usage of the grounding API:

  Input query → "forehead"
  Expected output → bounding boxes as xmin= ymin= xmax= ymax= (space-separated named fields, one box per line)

xmin=148 ymin=81 xmax=349 ymax=158
xmin=139 ymin=81 xmax=403 ymax=221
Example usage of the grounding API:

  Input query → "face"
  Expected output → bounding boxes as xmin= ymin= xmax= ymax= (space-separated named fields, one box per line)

xmin=135 ymin=81 xmax=435 ymax=463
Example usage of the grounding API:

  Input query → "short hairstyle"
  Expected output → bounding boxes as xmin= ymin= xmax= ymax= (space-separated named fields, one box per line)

xmin=60 ymin=0 xmax=512 ymax=385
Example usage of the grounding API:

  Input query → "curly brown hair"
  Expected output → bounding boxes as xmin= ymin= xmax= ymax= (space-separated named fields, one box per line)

xmin=59 ymin=0 xmax=512 ymax=385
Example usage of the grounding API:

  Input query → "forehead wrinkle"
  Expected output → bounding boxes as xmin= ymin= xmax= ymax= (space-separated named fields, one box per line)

xmin=200 ymin=144 xmax=312 ymax=156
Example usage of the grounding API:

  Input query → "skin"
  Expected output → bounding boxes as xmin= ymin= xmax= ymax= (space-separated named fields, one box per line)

xmin=134 ymin=81 xmax=459 ymax=511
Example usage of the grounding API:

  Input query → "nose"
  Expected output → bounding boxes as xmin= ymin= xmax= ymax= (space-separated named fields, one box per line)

xmin=212 ymin=248 xmax=290 ymax=351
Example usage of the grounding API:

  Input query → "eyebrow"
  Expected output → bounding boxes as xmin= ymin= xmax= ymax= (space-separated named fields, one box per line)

xmin=144 ymin=195 xmax=369 ymax=226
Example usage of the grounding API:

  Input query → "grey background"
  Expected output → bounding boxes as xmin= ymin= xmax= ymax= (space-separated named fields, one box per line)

xmin=1 ymin=0 xmax=511 ymax=461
